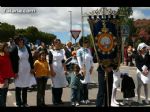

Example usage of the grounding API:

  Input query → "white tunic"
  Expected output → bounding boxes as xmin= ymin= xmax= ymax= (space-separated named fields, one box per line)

xmin=77 ymin=47 xmax=93 ymax=84
xmin=113 ymin=70 xmax=121 ymax=88
xmin=137 ymin=69 xmax=150 ymax=84
xmin=50 ymin=49 xmax=68 ymax=88
xmin=14 ymin=47 xmax=36 ymax=87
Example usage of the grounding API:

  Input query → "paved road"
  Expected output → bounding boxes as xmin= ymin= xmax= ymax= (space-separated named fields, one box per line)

xmin=6 ymin=64 xmax=150 ymax=107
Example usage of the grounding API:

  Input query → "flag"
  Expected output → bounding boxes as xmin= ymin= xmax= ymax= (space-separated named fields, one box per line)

xmin=88 ymin=17 xmax=121 ymax=66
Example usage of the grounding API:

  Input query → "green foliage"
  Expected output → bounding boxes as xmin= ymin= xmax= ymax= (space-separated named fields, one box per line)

xmin=0 ymin=22 xmax=15 ymax=41
xmin=0 ymin=22 xmax=56 ymax=44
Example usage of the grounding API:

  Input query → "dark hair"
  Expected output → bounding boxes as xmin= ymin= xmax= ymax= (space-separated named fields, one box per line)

xmin=53 ymin=39 xmax=61 ymax=45
xmin=73 ymin=64 xmax=80 ymax=71
xmin=14 ymin=35 xmax=25 ymax=45
xmin=79 ymin=37 xmax=89 ymax=47
xmin=0 ymin=42 xmax=8 ymax=52
xmin=38 ymin=51 xmax=46 ymax=60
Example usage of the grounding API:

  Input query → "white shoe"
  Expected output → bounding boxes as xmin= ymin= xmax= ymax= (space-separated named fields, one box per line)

xmin=75 ymin=102 xmax=80 ymax=106
xmin=111 ymin=103 xmax=119 ymax=107
xmin=145 ymin=100 xmax=149 ymax=104
xmin=80 ymin=100 xmax=85 ymax=104
xmin=85 ymin=100 xmax=90 ymax=104
xmin=71 ymin=102 xmax=75 ymax=106
xmin=137 ymin=99 xmax=143 ymax=104
xmin=114 ymin=100 xmax=119 ymax=105
xmin=120 ymin=100 xmax=127 ymax=105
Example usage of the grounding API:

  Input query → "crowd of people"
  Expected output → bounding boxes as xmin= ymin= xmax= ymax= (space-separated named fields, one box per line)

xmin=0 ymin=35 xmax=150 ymax=107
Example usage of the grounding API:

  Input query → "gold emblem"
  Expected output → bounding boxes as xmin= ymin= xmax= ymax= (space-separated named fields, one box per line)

xmin=96 ymin=20 xmax=116 ymax=54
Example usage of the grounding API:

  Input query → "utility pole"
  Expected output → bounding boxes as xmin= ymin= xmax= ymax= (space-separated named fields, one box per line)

xmin=81 ymin=7 xmax=84 ymax=37
xmin=68 ymin=11 xmax=72 ymax=43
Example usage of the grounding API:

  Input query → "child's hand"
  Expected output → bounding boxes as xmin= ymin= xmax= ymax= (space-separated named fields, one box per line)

xmin=80 ymin=69 xmax=86 ymax=76
xmin=64 ymin=71 xmax=68 ymax=75
xmin=30 ymin=69 xmax=35 ymax=74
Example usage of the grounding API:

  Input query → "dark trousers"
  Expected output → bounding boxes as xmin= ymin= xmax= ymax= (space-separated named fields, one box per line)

xmin=80 ymin=84 xmax=88 ymax=101
xmin=52 ymin=88 xmax=63 ymax=104
xmin=71 ymin=88 xmax=80 ymax=102
xmin=0 ymin=88 xmax=8 ymax=107
xmin=96 ymin=70 xmax=113 ymax=107
xmin=15 ymin=87 xmax=28 ymax=106
xmin=36 ymin=77 xmax=48 ymax=106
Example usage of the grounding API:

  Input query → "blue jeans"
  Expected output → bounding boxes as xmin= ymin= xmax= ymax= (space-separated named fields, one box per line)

xmin=96 ymin=68 xmax=113 ymax=107
xmin=71 ymin=88 xmax=80 ymax=102
xmin=0 ymin=88 xmax=8 ymax=107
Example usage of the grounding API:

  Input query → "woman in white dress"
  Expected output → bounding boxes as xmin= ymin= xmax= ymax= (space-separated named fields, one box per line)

xmin=135 ymin=43 xmax=150 ymax=104
xmin=76 ymin=37 xmax=94 ymax=104
xmin=49 ymin=39 xmax=68 ymax=105
xmin=10 ymin=36 xmax=36 ymax=107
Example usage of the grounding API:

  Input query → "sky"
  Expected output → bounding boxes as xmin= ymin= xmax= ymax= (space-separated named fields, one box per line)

xmin=0 ymin=7 xmax=150 ymax=44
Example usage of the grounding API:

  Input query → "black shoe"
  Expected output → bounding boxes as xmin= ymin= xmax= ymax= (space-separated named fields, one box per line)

xmin=53 ymin=102 xmax=59 ymax=105
xmin=59 ymin=101 xmax=64 ymax=104
xmin=16 ymin=105 xmax=22 ymax=107
xmin=38 ymin=104 xmax=47 ymax=107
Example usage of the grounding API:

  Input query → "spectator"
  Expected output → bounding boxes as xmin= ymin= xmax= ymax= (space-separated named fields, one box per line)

xmin=0 ymin=42 xmax=16 ymax=107
xmin=65 ymin=51 xmax=78 ymax=85
xmin=127 ymin=45 xmax=134 ymax=66
xmin=10 ymin=35 xmax=36 ymax=107
xmin=77 ymin=37 xmax=94 ymax=104
xmin=49 ymin=39 xmax=68 ymax=105
xmin=37 ymin=42 xmax=48 ymax=55
xmin=7 ymin=37 xmax=16 ymax=52
xmin=135 ymin=42 xmax=150 ymax=104
xmin=70 ymin=64 xmax=84 ymax=106
xmin=34 ymin=51 xmax=50 ymax=107
xmin=64 ymin=41 xmax=74 ymax=59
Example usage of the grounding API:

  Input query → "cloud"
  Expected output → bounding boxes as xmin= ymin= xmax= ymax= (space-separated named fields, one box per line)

xmin=0 ymin=7 xmax=150 ymax=35
xmin=131 ymin=9 xmax=150 ymax=20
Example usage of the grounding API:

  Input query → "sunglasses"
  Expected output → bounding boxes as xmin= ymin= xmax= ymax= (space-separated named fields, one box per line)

xmin=54 ymin=41 xmax=60 ymax=44
xmin=54 ymin=39 xmax=61 ymax=43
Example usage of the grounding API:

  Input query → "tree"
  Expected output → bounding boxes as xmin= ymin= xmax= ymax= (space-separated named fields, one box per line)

xmin=16 ymin=26 xmax=56 ymax=44
xmin=117 ymin=7 xmax=133 ymax=25
xmin=0 ymin=22 xmax=56 ymax=44
xmin=0 ymin=22 xmax=15 ymax=41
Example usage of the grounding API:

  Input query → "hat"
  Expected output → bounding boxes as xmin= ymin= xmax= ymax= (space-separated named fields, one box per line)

xmin=137 ymin=43 xmax=148 ymax=51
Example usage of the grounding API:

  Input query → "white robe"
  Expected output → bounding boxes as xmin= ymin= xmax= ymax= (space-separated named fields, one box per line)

xmin=77 ymin=47 xmax=94 ymax=84
xmin=14 ymin=47 xmax=36 ymax=87
xmin=113 ymin=70 xmax=121 ymax=88
xmin=50 ymin=49 xmax=68 ymax=88
xmin=137 ymin=69 xmax=150 ymax=84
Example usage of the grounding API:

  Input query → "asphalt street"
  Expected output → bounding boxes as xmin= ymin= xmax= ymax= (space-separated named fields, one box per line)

xmin=6 ymin=63 xmax=150 ymax=107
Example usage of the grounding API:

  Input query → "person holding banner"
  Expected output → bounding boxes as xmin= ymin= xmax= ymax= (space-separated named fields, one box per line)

xmin=0 ymin=42 xmax=16 ymax=106
xmin=135 ymin=43 xmax=150 ymax=104
xmin=88 ymin=17 xmax=120 ymax=107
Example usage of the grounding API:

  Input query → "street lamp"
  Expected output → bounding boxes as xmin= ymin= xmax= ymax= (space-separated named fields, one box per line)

xmin=68 ymin=11 xmax=72 ymax=43
xmin=118 ymin=9 xmax=128 ymax=65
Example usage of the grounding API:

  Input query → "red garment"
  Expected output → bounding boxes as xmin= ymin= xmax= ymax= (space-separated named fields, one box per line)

xmin=0 ymin=53 xmax=16 ymax=84
xmin=124 ymin=47 xmax=128 ymax=61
